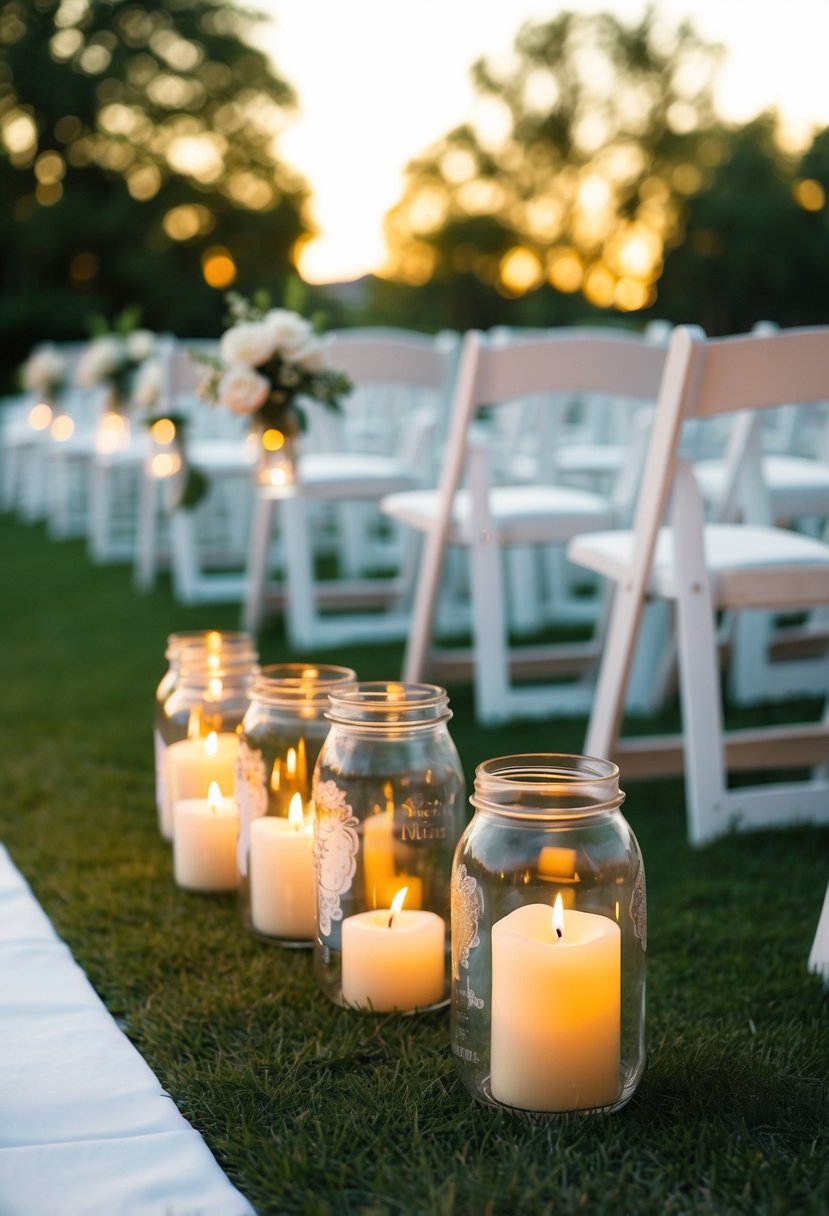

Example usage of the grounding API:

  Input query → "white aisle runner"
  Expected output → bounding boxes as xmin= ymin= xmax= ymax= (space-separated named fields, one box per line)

xmin=0 ymin=845 xmax=254 ymax=1216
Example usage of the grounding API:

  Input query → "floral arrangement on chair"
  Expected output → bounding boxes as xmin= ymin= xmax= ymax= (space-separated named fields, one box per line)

xmin=75 ymin=307 xmax=156 ymax=411
xmin=21 ymin=343 xmax=67 ymax=401
xmin=195 ymin=291 xmax=351 ymax=488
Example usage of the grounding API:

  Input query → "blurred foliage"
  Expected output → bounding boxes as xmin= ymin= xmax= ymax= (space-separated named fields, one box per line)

xmin=381 ymin=7 xmax=724 ymax=318
xmin=0 ymin=0 xmax=310 ymax=390
xmin=376 ymin=5 xmax=829 ymax=336
xmin=657 ymin=116 xmax=829 ymax=333
xmin=3 ymin=1 xmax=829 ymax=388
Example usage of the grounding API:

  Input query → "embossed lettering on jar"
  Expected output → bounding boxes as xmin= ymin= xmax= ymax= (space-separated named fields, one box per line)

xmin=451 ymin=754 xmax=646 ymax=1116
xmin=313 ymin=682 xmax=466 ymax=1013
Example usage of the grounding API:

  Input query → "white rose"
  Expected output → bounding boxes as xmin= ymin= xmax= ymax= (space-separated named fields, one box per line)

xmin=219 ymin=321 xmax=276 ymax=368
xmin=263 ymin=309 xmax=313 ymax=356
xmin=23 ymin=344 xmax=65 ymax=392
xmin=76 ymin=336 xmax=124 ymax=387
xmin=126 ymin=329 xmax=155 ymax=363
xmin=292 ymin=336 xmax=327 ymax=373
xmin=217 ymin=364 xmax=270 ymax=415
xmin=133 ymin=358 xmax=162 ymax=408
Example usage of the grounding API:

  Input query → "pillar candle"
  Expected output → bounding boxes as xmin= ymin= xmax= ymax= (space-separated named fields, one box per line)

xmin=362 ymin=810 xmax=423 ymax=910
xmin=341 ymin=888 xmax=445 ymax=1012
xmin=168 ymin=730 xmax=238 ymax=811
xmin=249 ymin=793 xmax=316 ymax=941
xmin=173 ymin=781 xmax=239 ymax=894
xmin=490 ymin=899 xmax=621 ymax=1112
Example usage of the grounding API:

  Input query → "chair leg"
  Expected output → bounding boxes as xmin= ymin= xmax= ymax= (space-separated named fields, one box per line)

xmin=808 ymin=879 xmax=829 ymax=984
xmin=625 ymin=600 xmax=675 ymax=715
xmin=134 ymin=471 xmax=159 ymax=592
xmin=506 ymin=546 xmax=542 ymax=636
xmin=469 ymin=535 xmax=512 ymax=724
xmin=242 ymin=495 xmax=275 ymax=633
xmin=671 ymin=463 xmax=729 ymax=846
xmin=282 ymin=495 xmax=321 ymax=650
xmin=169 ymin=510 xmax=202 ymax=604
xmin=728 ymin=609 xmax=776 ymax=704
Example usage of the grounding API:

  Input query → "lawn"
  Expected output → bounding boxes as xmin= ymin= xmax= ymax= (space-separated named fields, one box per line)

xmin=1 ymin=511 xmax=827 ymax=1216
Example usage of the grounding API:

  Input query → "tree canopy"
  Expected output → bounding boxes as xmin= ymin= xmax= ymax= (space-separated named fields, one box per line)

xmin=0 ymin=0 xmax=309 ymax=383
xmin=381 ymin=6 xmax=725 ymax=319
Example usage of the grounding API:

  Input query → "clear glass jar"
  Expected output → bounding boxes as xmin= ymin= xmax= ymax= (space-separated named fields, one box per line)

xmin=156 ymin=631 xmax=258 ymax=840
xmin=235 ymin=663 xmax=357 ymax=947
xmin=312 ymin=682 xmax=467 ymax=1013
xmin=451 ymin=754 xmax=646 ymax=1116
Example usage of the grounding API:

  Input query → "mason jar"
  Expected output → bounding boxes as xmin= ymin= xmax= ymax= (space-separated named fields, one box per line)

xmin=451 ymin=754 xmax=646 ymax=1116
xmin=312 ymin=682 xmax=466 ymax=1013
xmin=235 ymin=663 xmax=357 ymax=947
xmin=156 ymin=631 xmax=258 ymax=840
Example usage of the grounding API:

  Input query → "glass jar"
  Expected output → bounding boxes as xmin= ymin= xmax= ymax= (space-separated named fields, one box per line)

xmin=156 ymin=631 xmax=258 ymax=840
xmin=255 ymin=425 xmax=297 ymax=493
xmin=235 ymin=663 xmax=357 ymax=947
xmin=451 ymin=754 xmax=646 ymax=1116
xmin=312 ymin=682 xmax=467 ymax=1013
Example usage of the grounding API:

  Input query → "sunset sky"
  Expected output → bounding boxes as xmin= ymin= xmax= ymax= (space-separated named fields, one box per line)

xmin=252 ymin=0 xmax=829 ymax=283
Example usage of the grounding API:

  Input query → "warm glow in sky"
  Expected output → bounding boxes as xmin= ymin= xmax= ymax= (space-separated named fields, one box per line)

xmin=254 ymin=0 xmax=829 ymax=284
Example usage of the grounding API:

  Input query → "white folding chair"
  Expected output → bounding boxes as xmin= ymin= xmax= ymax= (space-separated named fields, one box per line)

xmin=809 ymin=879 xmax=829 ymax=983
xmin=692 ymin=407 xmax=829 ymax=704
xmin=568 ymin=324 xmax=829 ymax=846
xmin=134 ymin=339 xmax=255 ymax=604
xmin=242 ymin=329 xmax=460 ymax=645
xmin=382 ymin=328 xmax=669 ymax=724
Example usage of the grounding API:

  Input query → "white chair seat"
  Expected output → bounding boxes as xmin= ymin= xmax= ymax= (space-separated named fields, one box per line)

xmin=695 ymin=454 xmax=829 ymax=519
xmin=572 ymin=325 xmax=829 ymax=849
xmin=384 ymin=483 xmax=615 ymax=546
xmin=294 ymin=452 xmax=420 ymax=501
xmin=570 ymin=522 xmax=829 ymax=600
xmin=189 ymin=438 xmax=255 ymax=473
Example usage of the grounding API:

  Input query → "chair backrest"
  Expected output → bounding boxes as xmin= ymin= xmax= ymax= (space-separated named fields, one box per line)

xmin=438 ymin=327 xmax=669 ymax=515
xmin=620 ymin=325 xmax=829 ymax=622
xmin=404 ymin=327 xmax=670 ymax=679
xmin=321 ymin=328 xmax=460 ymax=461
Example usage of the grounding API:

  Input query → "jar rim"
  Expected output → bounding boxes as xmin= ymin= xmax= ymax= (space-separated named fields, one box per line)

xmin=471 ymin=752 xmax=624 ymax=817
xmin=325 ymin=681 xmax=452 ymax=726
xmin=253 ymin=664 xmax=358 ymax=705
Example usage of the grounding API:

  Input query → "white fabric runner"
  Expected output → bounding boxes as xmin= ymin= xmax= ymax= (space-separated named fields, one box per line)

xmin=0 ymin=844 xmax=255 ymax=1216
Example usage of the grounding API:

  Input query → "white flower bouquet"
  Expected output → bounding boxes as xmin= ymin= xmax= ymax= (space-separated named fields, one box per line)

xmin=21 ymin=343 xmax=67 ymax=397
xmin=196 ymin=292 xmax=351 ymax=440
xmin=75 ymin=309 xmax=156 ymax=409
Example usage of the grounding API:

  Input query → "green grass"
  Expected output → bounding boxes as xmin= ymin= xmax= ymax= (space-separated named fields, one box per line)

xmin=1 ymin=512 xmax=827 ymax=1216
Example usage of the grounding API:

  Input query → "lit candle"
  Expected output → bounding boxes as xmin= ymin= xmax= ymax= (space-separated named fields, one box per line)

xmin=268 ymin=742 xmax=308 ymax=816
xmin=167 ymin=730 xmax=238 ymax=814
xmin=341 ymin=886 xmax=445 ymax=1012
xmin=537 ymin=845 xmax=579 ymax=908
xmin=249 ymin=793 xmax=316 ymax=941
xmin=490 ymin=895 xmax=621 ymax=1112
xmin=173 ymin=780 xmax=239 ymax=893
xmin=362 ymin=810 xmax=423 ymax=910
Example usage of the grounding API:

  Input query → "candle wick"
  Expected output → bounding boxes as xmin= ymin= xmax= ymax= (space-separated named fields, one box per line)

xmin=555 ymin=927 xmax=563 ymax=940
xmin=388 ymin=911 xmax=395 ymax=929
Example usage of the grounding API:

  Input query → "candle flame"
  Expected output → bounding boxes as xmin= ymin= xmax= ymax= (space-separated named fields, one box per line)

xmin=187 ymin=706 xmax=202 ymax=740
xmin=552 ymin=893 xmax=565 ymax=941
xmin=205 ymin=730 xmax=218 ymax=756
xmin=388 ymin=885 xmax=408 ymax=927
xmin=208 ymin=781 xmax=222 ymax=811
xmin=288 ymin=792 xmax=304 ymax=830
xmin=286 ymin=747 xmax=297 ymax=777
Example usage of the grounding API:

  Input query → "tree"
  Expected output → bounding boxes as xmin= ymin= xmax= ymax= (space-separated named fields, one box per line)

xmin=380 ymin=6 xmax=724 ymax=326
xmin=0 ymin=0 xmax=309 ymax=388
xmin=655 ymin=115 xmax=829 ymax=334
